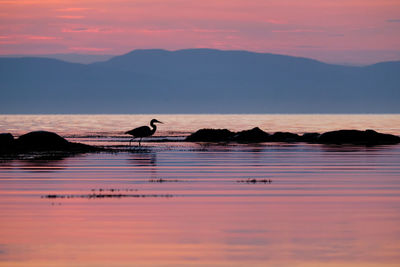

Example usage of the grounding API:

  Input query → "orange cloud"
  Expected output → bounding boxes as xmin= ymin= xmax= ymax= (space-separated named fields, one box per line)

xmin=27 ymin=35 xmax=59 ymax=40
xmin=56 ymin=7 xmax=91 ymax=12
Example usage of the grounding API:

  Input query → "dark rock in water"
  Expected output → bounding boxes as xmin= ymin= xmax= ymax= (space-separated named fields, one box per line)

xmin=185 ymin=128 xmax=400 ymax=145
xmin=318 ymin=129 xmax=400 ymax=145
xmin=185 ymin=129 xmax=235 ymax=142
xmin=270 ymin=132 xmax=300 ymax=142
xmin=17 ymin=131 xmax=69 ymax=150
xmin=234 ymin=127 xmax=270 ymax=142
xmin=301 ymin=132 xmax=320 ymax=143
xmin=0 ymin=133 xmax=14 ymax=142
xmin=0 ymin=131 xmax=100 ymax=154
xmin=0 ymin=133 xmax=15 ymax=150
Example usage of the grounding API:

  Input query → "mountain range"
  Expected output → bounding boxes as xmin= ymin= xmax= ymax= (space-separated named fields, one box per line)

xmin=1 ymin=49 xmax=399 ymax=113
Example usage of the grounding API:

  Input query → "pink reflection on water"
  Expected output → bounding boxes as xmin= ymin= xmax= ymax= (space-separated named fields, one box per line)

xmin=1 ymin=133 xmax=400 ymax=265
xmin=1 ymin=195 xmax=400 ymax=266
xmin=1 ymin=114 xmax=400 ymax=137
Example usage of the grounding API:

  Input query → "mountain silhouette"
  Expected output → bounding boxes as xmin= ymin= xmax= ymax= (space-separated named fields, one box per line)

xmin=1 ymin=49 xmax=399 ymax=113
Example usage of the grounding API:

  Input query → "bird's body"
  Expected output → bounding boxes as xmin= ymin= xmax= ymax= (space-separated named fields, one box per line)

xmin=125 ymin=119 xmax=163 ymax=146
xmin=125 ymin=126 xmax=153 ymax=137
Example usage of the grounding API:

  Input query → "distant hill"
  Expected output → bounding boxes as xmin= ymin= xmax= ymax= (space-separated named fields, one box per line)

xmin=0 ymin=54 xmax=115 ymax=64
xmin=1 ymin=49 xmax=399 ymax=113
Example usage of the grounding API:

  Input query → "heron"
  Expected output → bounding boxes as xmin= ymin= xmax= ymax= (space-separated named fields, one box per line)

xmin=125 ymin=119 xmax=163 ymax=146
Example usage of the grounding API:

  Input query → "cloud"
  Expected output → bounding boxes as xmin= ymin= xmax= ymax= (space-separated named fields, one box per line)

xmin=62 ymin=27 xmax=103 ymax=33
xmin=386 ymin=19 xmax=400 ymax=23
xmin=264 ymin=19 xmax=287 ymax=25
xmin=192 ymin=29 xmax=238 ymax=33
xmin=0 ymin=244 xmax=6 ymax=255
xmin=272 ymin=29 xmax=325 ymax=33
xmin=27 ymin=35 xmax=59 ymax=40
xmin=71 ymin=27 xmax=89 ymax=32
xmin=69 ymin=46 xmax=111 ymax=52
xmin=57 ymin=15 xmax=85 ymax=19
xmin=0 ymin=40 xmax=18 ymax=44
xmin=135 ymin=27 xmax=237 ymax=35
xmin=0 ymin=34 xmax=59 ymax=43
xmin=296 ymin=45 xmax=321 ymax=48
xmin=137 ymin=28 xmax=185 ymax=34
xmin=56 ymin=7 xmax=90 ymax=12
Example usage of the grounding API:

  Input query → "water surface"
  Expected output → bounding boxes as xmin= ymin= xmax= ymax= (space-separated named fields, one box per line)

xmin=1 ymin=115 xmax=400 ymax=266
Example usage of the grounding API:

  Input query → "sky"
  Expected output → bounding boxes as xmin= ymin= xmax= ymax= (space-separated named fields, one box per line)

xmin=1 ymin=0 xmax=400 ymax=65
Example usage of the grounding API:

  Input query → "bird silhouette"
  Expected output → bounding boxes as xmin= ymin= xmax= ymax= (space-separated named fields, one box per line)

xmin=125 ymin=119 xmax=163 ymax=146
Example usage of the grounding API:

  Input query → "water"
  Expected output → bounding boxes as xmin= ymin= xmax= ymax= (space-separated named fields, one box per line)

xmin=1 ymin=114 xmax=400 ymax=266
xmin=2 ymin=114 xmax=400 ymax=136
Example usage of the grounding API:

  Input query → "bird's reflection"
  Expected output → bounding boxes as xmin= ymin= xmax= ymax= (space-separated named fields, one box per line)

xmin=127 ymin=148 xmax=157 ymax=167
xmin=127 ymin=148 xmax=158 ymax=180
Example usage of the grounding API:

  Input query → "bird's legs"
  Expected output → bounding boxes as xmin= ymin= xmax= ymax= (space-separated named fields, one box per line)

xmin=138 ymin=137 xmax=142 ymax=147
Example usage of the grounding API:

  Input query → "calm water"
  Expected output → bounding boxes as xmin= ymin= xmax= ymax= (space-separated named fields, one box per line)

xmin=1 ymin=114 xmax=400 ymax=266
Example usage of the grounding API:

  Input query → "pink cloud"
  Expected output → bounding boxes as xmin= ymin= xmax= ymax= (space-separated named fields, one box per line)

xmin=192 ymin=29 xmax=238 ymax=33
xmin=56 ymin=7 xmax=90 ymax=12
xmin=57 ymin=15 xmax=85 ymax=19
xmin=62 ymin=27 xmax=103 ymax=33
xmin=272 ymin=29 xmax=326 ymax=33
xmin=137 ymin=29 xmax=185 ymax=34
xmin=0 ymin=40 xmax=18 ymax=44
xmin=1 ymin=0 xmax=399 ymax=63
xmin=264 ymin=19 xmax=288 ymax=25
xmin=69 ymin=46 xmax=110 ymax=52
xmin=27 ymin=35 xmax=59 ymax=40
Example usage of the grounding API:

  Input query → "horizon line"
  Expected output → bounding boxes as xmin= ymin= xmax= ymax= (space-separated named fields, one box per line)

xmin=1 ymin=48 xmax=400 ymax=66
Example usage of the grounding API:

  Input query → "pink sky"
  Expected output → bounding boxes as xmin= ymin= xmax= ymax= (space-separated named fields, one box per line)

xmin=1 ymin=0 xmax=400 ymax=64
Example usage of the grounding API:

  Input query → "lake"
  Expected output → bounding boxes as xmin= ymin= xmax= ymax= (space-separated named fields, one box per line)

xmin=1 ymin=114 xmax=400 ymax=266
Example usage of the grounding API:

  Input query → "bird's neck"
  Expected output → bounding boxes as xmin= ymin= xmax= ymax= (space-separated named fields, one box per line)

xmin=150 ymin=122 xmax=157 ymax=134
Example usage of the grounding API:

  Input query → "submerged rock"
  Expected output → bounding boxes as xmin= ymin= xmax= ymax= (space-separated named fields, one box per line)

xmin=185 ymin=129 xmax=235 ymax=142
xmin=318 ymin=129 xmax=400 ymax=145
xmin=234 ymin=127 xmax=270 ymax=142
xmin=1 ymin=131 xmax=100 ymax=154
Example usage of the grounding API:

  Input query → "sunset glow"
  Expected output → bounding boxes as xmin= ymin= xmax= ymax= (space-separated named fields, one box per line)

xmin=1 ymin=0 xmax=400 ymax=64
xmin=1 ymin=0 xmax=400 ymax=265
xmin=1 ymin=116 xmax=400 ymax=266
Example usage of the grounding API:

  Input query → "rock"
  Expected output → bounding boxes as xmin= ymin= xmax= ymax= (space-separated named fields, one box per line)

xmin=234 ymin=127 xmax=270 ymax=142
xmin=185 ymin=128 xmax=400 ymax=145
xmin=17 ymin=131 xmax=69 ymax=150
xmin=0 ymin=133 xmax=15 ymax=150
xmin=270 ymin=132 xmax=300 ymax=142
xmin=0 ymin=131 xmax=100 ymax=154
xmin=318 ymin=129 xmax=400 ymax=145
xmin=301 ymin=132 xmax=320 ymax=143
xmin=185 ymin=129 xmax=235 ymax=142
